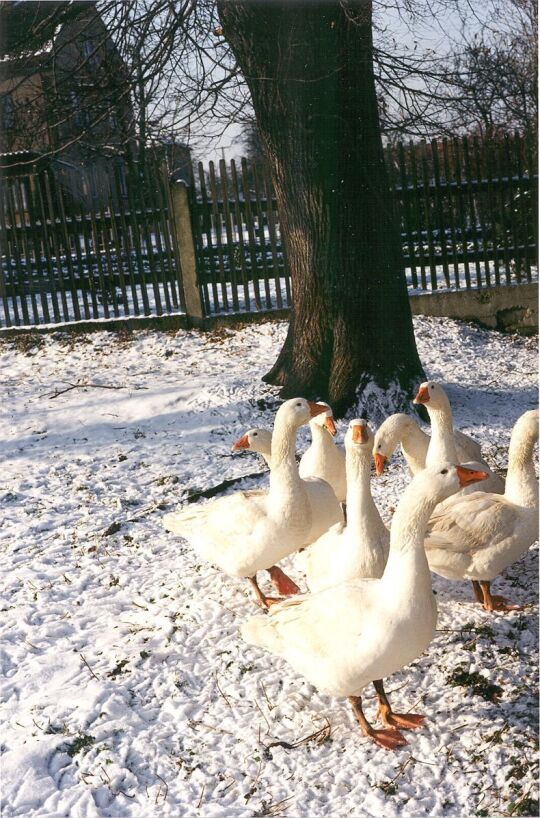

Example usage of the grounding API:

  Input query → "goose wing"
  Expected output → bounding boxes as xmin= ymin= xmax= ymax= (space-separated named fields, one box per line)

xmin=163 ymin=489 xmax=267 ymax=539
xmin=425 ymin=492 xmax=519 ymax=554
xmin=242 ymin=579 xmax=379 ymax=660
xmin=454 ymin=429 xmax=483 ymax=463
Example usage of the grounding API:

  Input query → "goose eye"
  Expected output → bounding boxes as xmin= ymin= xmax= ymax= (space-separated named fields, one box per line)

xmin=296 ymin=402 xmax=302 ymax=407
xmin=440 ymin=468 xmax=448 ymax=474
xmin=377 ymin=443 xmax=381 ymax=449
xmin=430 ymin=384 xmax=434 ymax=389
xmin=253 ymin=432 xmax=258 ymax=436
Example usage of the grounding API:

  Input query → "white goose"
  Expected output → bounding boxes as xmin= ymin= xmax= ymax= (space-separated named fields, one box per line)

xmin=373 ymin=413 xmax=482 ymax=477
xmin=413 ymin=382 xmax=505 ymax=495
xmin=302 ymin=419 xmax=389 ymax=592
xmin=163 ymin=398 xmax=343 ymax=607
xmin=299 ymin=402 xmax=346 ymax=503
xmin=242 ymin=463 xmax=487 ymax=750
xmin=232 ymin=428 xmax=273 ymax=468
xmin=424 ymin=409 xmax=539 ymax=612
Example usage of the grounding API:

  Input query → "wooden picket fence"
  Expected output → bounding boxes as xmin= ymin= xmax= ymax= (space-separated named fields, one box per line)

xmin=191 ymin=157 xmax=290 ymax=316
xmin=193 ymin=132 xmax=537 ymax=315
xmin=0 ymin=157 xmax=184 ymax=328
xmin=385 ymin=132 xmax=537 ymax=291
xmin=0 ymin=133 xmax=537 ymax=328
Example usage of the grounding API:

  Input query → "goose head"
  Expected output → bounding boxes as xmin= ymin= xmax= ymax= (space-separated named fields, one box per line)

xmin=276 ymin=397 xmax=329 ymax=430
xmin=413 ymin=381 xmax=450 ymax=410
xmin=508 ymin=408 xmax=539 ymax=464
xmin=515 ymin=408 xmax=539 ymax=442
xmin=308 ymin=401 xmax=337 ymax=436
xmin=231 ymin=428 xmax=272 ymax=457
xmin=346 ymin=418 xmax=373 ymax=454
xmin=414 ymin=462 xmax=489 ymax=504
xmin=373 ymin=413 xmax=416 ymax=475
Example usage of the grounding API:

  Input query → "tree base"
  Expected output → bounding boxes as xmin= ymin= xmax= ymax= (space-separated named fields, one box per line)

xmin=263 ymin=317 xmax=425 ymax=421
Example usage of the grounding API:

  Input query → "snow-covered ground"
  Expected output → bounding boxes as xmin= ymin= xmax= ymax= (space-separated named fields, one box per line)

xmin=0 ymin=316 xmax=538 ymax=818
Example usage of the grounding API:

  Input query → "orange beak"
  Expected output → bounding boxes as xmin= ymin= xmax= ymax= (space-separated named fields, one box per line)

xmin=231 ymin=434 xmax=250 ymax=451
xmin=352 ymin=424 xmax=369 ymax=444
xmin=325 ymin=416 xmax=337 ymax=436
xmin=308 ymin=401 xmax=329 ymax=419
xmin=374 ymin=452 xmax=387 ymax=475
xmin=456 ymin=465 xmax=489 ymax=488
xmin=413 ymin=385 xmax=430 ymax=404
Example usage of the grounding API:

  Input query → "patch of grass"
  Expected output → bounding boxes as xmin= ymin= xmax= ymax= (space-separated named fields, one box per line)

xmin=475 ymin=625 xmax=495 ymax=639
xmin=484 ymin=727 xmax=506 ymax=745
xmin=447 ymin=666 xmax=503 ymax=702
xmin=512 ymin=618 xmax=529 ymax=633
xmin=379 ymin=781 xmax=398 ymax=796
xmin=64 ymin=733 xmax=95 ymax=757
xmin=108 ymin=659 xmax=129 ymax=678
xmin=508 ymin=797 xmax=539 ymax=816
xmin=462 ymin=623 xmax=495 ymax=639
xmin=140 ymin=650 xmax=151 ymax=660
xmin=506 ymin=758 xmax=532 ymax=781
xmin=155 ymin=475 xmax=179 ymax=486
xmin=5 ymin=332 xmax=45 ymax=354
xmin=498 ymin=646 xmax=516 ymax=655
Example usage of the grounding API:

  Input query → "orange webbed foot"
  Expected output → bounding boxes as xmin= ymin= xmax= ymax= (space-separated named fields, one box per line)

xmin=380 ymin=711 xmax=426 ymax=730
xmin=484 ymin=595 xmax=522 ymax=613
xmin=253 ymin=595 xmax=285 ymax=610
xmin=369 ymin=728 xmax=409 ymax=750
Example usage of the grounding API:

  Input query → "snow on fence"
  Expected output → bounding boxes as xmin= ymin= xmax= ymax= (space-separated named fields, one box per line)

xmin=0 ymin=133 xmax=537 ymax=328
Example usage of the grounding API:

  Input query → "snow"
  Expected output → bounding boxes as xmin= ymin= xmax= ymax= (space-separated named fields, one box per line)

xmin=2 ymin=252 xmax=536 ymax=328
xmin=0 ymin=316 xmax=538 ymax=818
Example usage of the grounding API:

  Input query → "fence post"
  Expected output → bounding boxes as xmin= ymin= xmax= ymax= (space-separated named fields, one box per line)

xmin=169 ymin=180 xmax=205 ymax=326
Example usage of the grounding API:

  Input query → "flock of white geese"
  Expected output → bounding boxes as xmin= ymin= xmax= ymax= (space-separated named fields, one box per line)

xmin=164 ymin=381 xmax=539 ymax=751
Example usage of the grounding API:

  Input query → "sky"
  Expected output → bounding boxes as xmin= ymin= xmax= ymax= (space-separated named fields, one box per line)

xmin=199 ymin=0 xmax=490 ymax=165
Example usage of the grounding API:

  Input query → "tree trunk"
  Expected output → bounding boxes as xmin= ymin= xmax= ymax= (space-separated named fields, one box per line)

xmin=218 ymin=0 xmax=424 ymax=418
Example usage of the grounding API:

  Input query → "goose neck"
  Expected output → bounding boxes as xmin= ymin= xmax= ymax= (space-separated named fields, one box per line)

xmin=382 ymin=485 xmax=436 ymax=576
xmin=505 ymin=426 xmax=539 ymax=508
xmin=346 ymin=453 xmax=381 ymax=534
xmin=311 ymin=423 xmax=333 ymax=449
xmin=401 ymin=423 xmax=429 ymax=471
xmin=269 ymin=416 xmax=301 ymax=493
xmin=426 ymin=403 xmax=457 ymax=466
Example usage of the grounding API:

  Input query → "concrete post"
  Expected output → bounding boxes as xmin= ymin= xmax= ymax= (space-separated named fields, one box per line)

xmin=169 ymin=180 xmax=205 ymax=326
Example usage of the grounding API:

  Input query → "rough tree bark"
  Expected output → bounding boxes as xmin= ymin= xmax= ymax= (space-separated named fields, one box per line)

xmin=218 ymin=0 xmax=425 ymax=417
